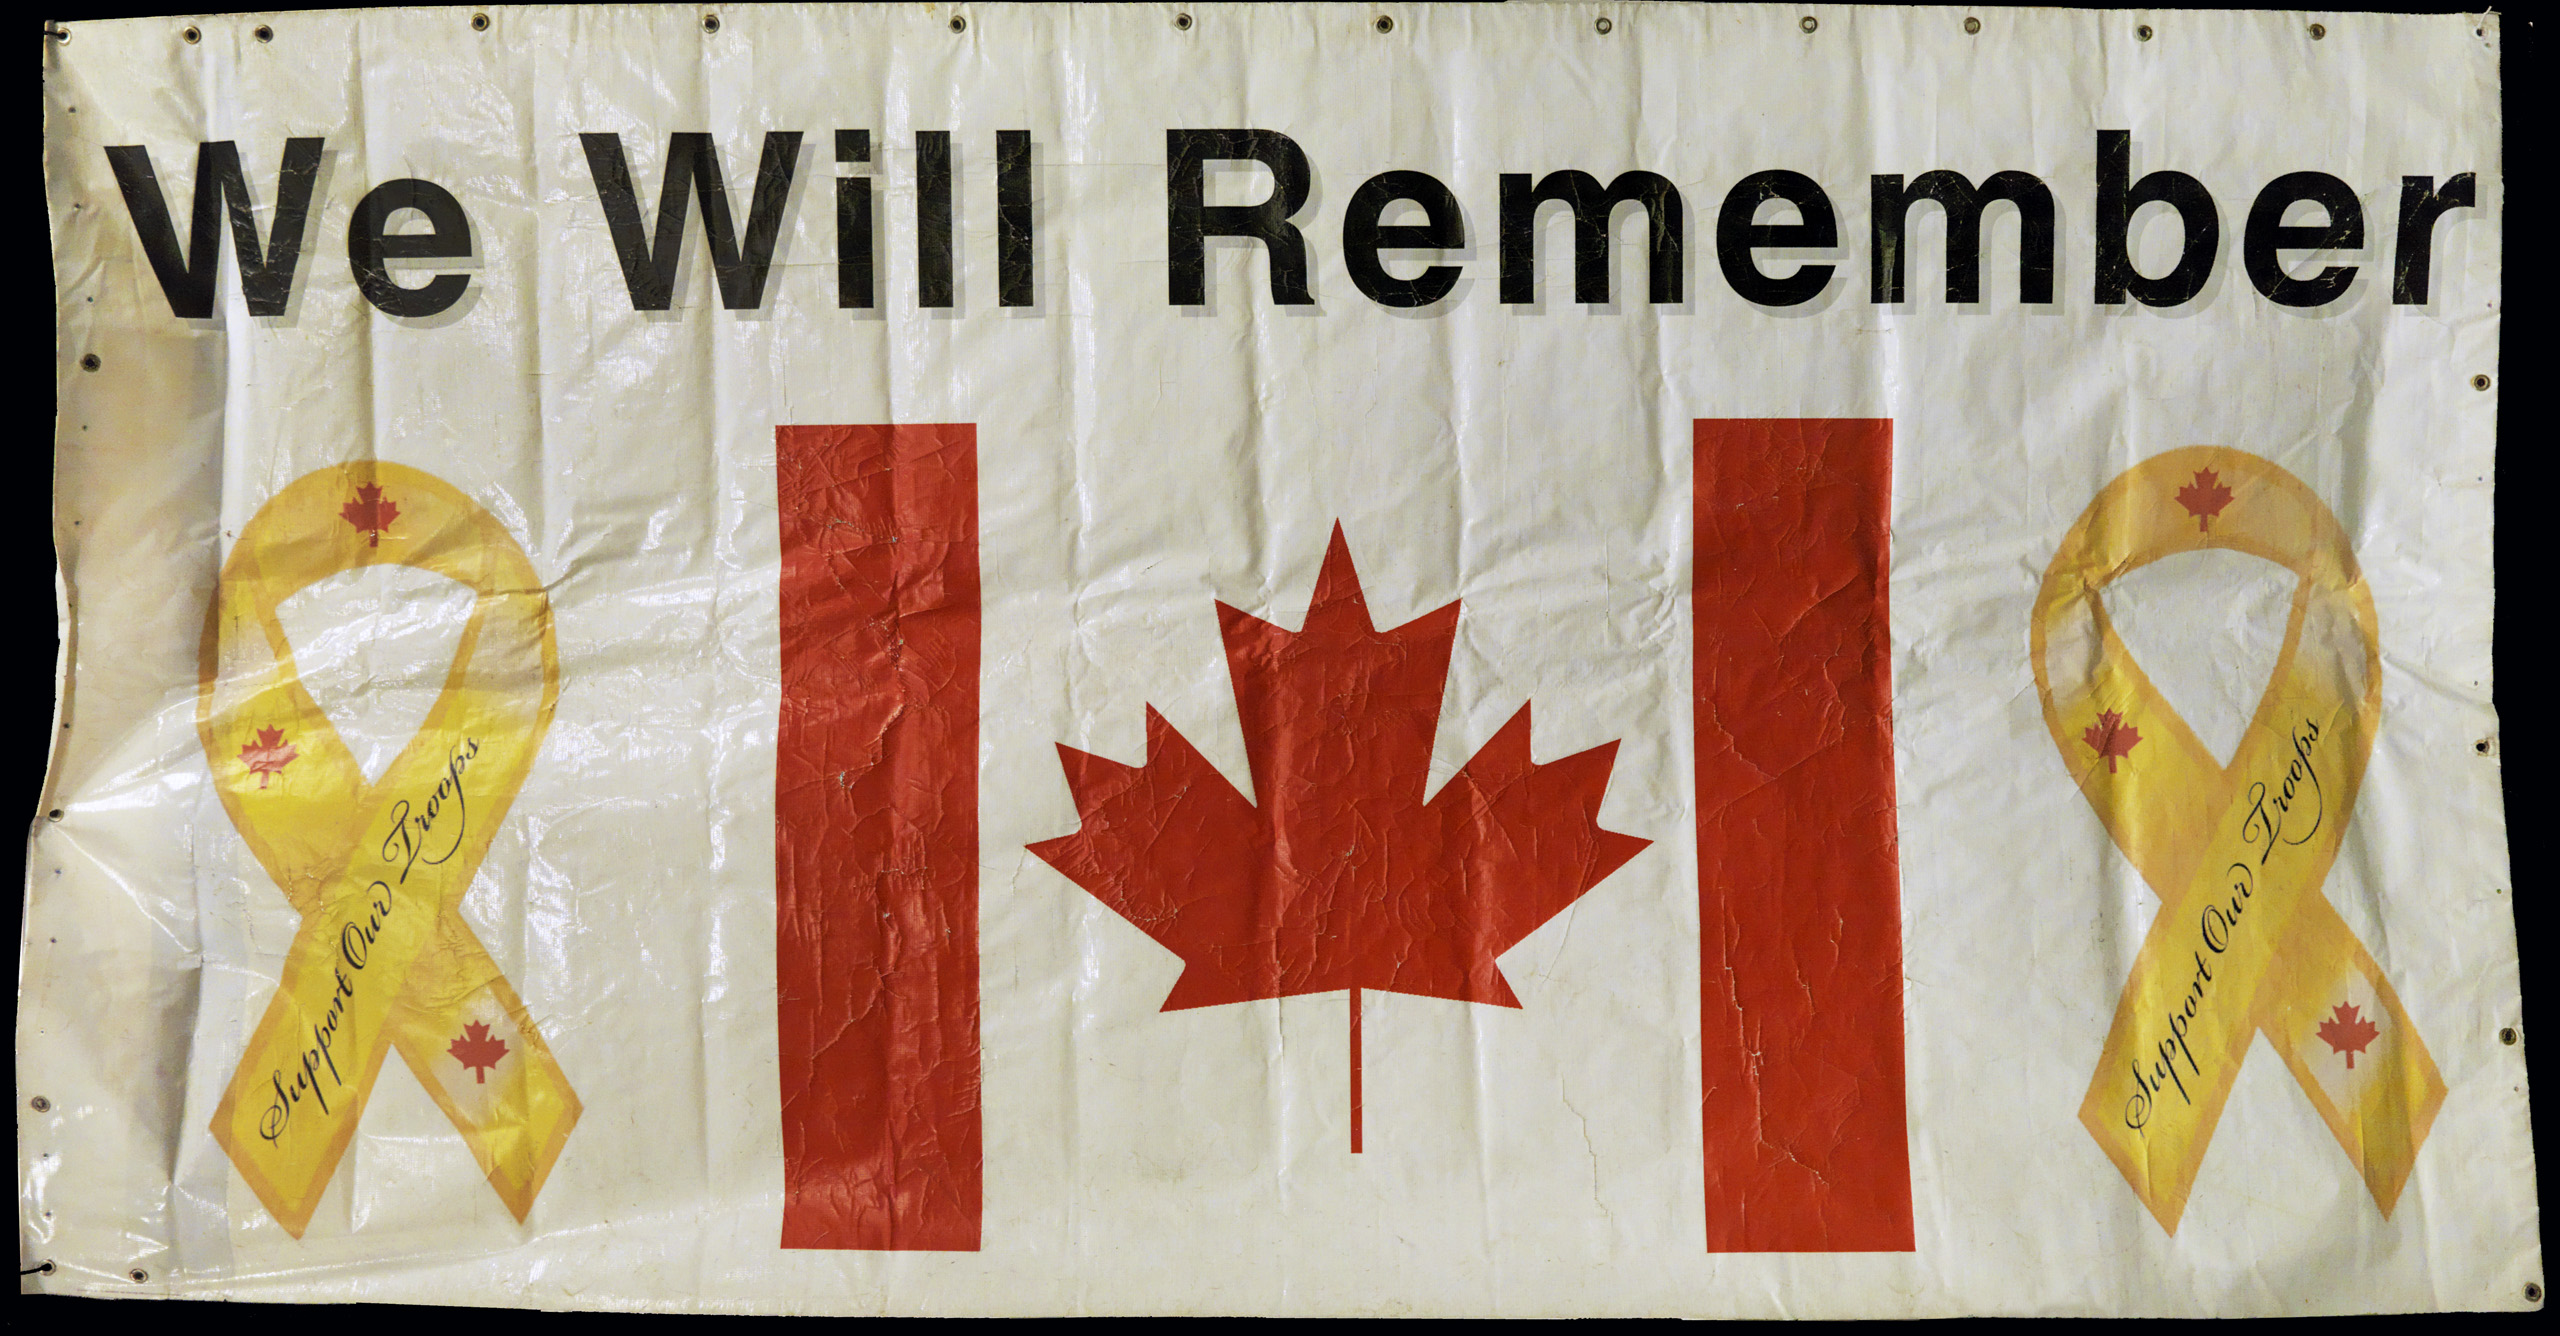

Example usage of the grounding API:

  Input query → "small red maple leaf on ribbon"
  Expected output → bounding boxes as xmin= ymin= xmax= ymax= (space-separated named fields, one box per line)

xmin=447 ymin=1021 xmax=509 ymax=1084
xmin=2174 ymin=468 xmax=2234 ymax=533
xmin=238 ymin=726 xmax=298 ymax=789
xmin=341 ymin=483 xmax=399 ymax=547
xmin=1030 ymin=525 xmax=1650 ymax=1152
xmin=2082 ymin=710 xmax=2142 ymax=773
xmin=2317 ymin=1002 xmax=2380 ymax=1069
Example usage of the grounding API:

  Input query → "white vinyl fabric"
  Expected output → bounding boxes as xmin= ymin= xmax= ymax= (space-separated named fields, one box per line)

xmin=29 ymin=4 xmax=2529 ymax=1315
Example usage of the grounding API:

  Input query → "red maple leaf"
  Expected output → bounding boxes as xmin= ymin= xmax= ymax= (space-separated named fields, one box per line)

xmin=340 ymin=483 xmax=399 ymax=547
xmin=1030 ymin=525 xmax=1650 ymax=1151
xmin=2175 ymin=468 xmax=2233 ymax=533
xmin=2317 ymin=1002 xmax=2380 ymax=1069
xmin=238 ymin=726 xmax=298 ymax=789
xmin=447 ymin=1021 xmax=509 ymax=1084
xmin=2082 ymin=710 xmax=2142 ymax=774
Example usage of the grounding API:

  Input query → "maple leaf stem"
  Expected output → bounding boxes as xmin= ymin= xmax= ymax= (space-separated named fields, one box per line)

xmin=1349 ymin=986 xmax=1363 ymax=1155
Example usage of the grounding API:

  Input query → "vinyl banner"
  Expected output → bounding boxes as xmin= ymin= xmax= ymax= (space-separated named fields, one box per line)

xmin=29 ymin=3 xmax=2535 ymax=1316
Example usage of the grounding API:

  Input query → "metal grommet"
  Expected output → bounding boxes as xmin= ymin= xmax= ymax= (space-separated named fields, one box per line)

xmin=29 ymin=1096 xmax=50 ymax=1112
xmin=1800 ymin=16 xmax=1818 ymax=34
xmin=2526 ymin=1281 xmax=2544 ymax=1304
xmin=950 ymin=15 xmax=967 ymax=33
xmin=702 ymin=14 xmax=720 ymax=34
xmin=47 ymin=808 xmax=65 ymax=822
xmin=2475 ymin=738 xmax=2494 ymax=755
xmin=254 ymin=24 xmax=273 ymax=43
xmin=46 ymin=23 xmax=69 ymax=43
xmin=1174 ymin=13 xmax=1192 ymax=30
xmin=81 ymin=353 xmax=101 ymax=371
xmin=1374 ymin=15 xmax=1394 ymax=34
xmin=1595 ymin=16 xmax=1613 ymax=35
xmin=35 ymin=1260 xmax=55 ymax=1276
xmin=2137 ymin=24 xmax=2154 ymax=42
xmin=2309 ymin=23 xmax=2326 ymax=41
xmin=183 ymin=25 xmax=201 ymax=45
xmin=472 ymin=13 xmax=491 ymax=32
xmin=130 ymin=1268 xmax=149 ymax=1283
xmin=2502 ymin=1026 xmax=2520 ymax=1045
xmin=1965 ymin=16 xmax=1981 ymax=35
xmin=2473 ymin=373 xmax=2493 ymax=391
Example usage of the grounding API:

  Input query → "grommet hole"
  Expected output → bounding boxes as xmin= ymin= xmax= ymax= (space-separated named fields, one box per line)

xmin=1174 ymin=13 xmax=1192 ymax=30
xmin=2309 ymin=23 xmax=2326 ymax=40
xmin=1800 ymin=16 xmax=1818 ymax=34
xmin=2473 ymin=373 xmax=2493 ymax=391
xmin=254 ymin=24 xmax=273 ymax=43
xmin=1595 ymin=16 xmax=1613 ymax=35
xmin=1375 ymin=15 xmax=1394 ymax=34
xmin=950 ymin=15 xmax=967 ymax=32
xmin=702 ymin=14 xmax=720 ymax=34
xmin=472 ymin=13 xmax=491 ymax=32
xmin=183 ymin=25 xmax=201 ymax=44
xmin=29 ymin=1095 xmax=50 ymax=1112
xmin=1964 ymin=16 xmax=1981 ymax=35
xmin=2502 ymin=1027 xmax=2520 ymax=1046
xmin=80 ymin=353 xmax=101 ymax=371
xmin=2137 ymin=24 xmax=2154 ymax=41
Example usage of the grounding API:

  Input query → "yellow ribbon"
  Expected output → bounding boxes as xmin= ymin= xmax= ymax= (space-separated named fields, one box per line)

xmin=199 ymin=462 xmax=578 ymax=1236
xmin=2032 ymin=446 xmax=2444 ymax=1234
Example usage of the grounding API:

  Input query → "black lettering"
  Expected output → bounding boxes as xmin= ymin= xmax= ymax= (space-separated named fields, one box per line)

xmin=383 ymin=799 xmax=419 ymax=880
xmin=2393 ymin=174 xmax=2475 ymax=305
xmin=2245 ymin=171 xmax=2363 ymax=307
xmin=2156 ymin=1045 xmax=2192 ymax=1105
xmin=261 ymin=1073 xmax=293 ymax=1141
xmin=104 ymin=138 xmax=325 ymax=318
xmin=836 ymin=130 xmax=873 ymax=309
xmin=2094 ymin=130 xmax=2219 ymax=307
xmin=916 ymin=130 xmax=954 ymax=308
xmin=2285 ymin=722 xmax=2325 ymax=845
xmin=1164 ymin=129 xmax=1313 ymax=306
xmin=346 ymin=178 xmax=472 ymax=318
xmin=1715 ymin=169 xmax=1836 ymax=307
xmin=1869 ymin=169 xmax=2054 ymax=303
xmin=1497 ymin=168 xmax=1682 ymax=304
xmin=2242 ymin=781 xmax=2275 ymax=860
xmin=578 ymin=130 xmax=804 ymax=311
xmin=997 ymin=130 xmax=1033 ymax=307
xmin=1344 ymin=170 xmax=1465 ymax=308
xmin=302 ymin=1050 xmax=335 ymax=1111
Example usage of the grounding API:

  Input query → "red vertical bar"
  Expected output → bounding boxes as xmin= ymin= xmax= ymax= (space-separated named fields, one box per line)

xmin=1693 ymin=419 xmax=1912 ymax=1252
xmin=775 ymin=424 xmax=981 ymax=1250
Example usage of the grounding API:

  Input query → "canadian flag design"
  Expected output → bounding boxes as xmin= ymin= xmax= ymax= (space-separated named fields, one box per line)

xmin=772 ymin=421 xmax=1908 ymax=1252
